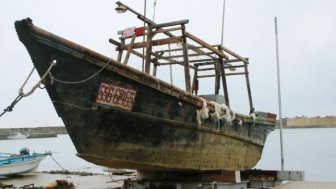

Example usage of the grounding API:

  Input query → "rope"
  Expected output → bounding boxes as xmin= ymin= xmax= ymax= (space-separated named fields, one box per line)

xmin=18 ymin=67 xmax=35 ymax=94
xmin=0 ymin=95 xmax=23 ymax=117
xmin=1 ymin=58 xmax=110 ymax=118
xmin=0 ymin=61 xmax=56 ymax=118
xmin=20 ymin=61 xmax=57 ymax=97
xmin=49 ymin=154 xmax=66 ymax=171
xmin=49 ymin=59 xmax=111 ymax=84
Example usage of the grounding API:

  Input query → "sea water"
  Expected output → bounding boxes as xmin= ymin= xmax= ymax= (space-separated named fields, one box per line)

xmin=0 ymin=134 xmax=103 ymax=174
xmin=0 ymin=128 xmax=335 ymax=181
xmin=255 ymin=128 xmax=336 ymax=181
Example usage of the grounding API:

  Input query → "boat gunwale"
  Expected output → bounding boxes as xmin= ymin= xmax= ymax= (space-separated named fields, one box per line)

xmin=0 ymin=155 xmax=47 ymax=168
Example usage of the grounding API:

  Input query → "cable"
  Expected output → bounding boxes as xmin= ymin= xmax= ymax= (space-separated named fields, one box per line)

xmin=49 ymin=154 xmax=66 ymax=171
xmin=152 ymin=0 xmax=157 ymax=22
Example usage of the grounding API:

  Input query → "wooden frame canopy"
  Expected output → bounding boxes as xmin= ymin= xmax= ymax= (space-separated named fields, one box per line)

xmin=110 ymin=1 xmax=254 ymax=113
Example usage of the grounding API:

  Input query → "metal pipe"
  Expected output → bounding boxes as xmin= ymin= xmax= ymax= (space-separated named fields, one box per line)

xmin=221 ymin=0 xmax=226 ymax=45
xmin=142 ymin=0 xmax=147 ymax=72
xmin=275 ymin=16 xmax=285 ymax=171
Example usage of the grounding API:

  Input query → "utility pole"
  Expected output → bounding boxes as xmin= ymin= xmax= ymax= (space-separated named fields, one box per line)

xmin=274 ymin=16 xmax=285 ymax=171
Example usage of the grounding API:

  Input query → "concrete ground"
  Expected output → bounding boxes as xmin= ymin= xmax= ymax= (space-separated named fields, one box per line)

xmin=0 ymin=172 xmax=133 ymax=189
xmin=2 ymin=174 xmax=336 ymax=189
xmin=274 ymin=181 xmax=336 ymax=189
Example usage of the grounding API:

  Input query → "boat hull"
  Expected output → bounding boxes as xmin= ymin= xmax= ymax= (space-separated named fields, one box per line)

xmin=0 ymin=154 xmax=47 ymax=176
xmin=15 ymin=18 xmax=274 ymax=171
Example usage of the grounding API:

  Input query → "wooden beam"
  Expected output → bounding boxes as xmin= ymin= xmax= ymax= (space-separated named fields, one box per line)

xmin=153 ymin=26 xmax=182 ymax=35
xmin=181 ymin=24 xmax=191 ymax=93
xmin=153 ymin=19 xmax=189 ymax=29
xmin=117 ymin=38 xmax=125 ymax=62
xmin=116 ymin=36 xmax=183 ymax=51
xmin=157 ymin=62 xmax=196 ymax=69
xmin=110 ymin=38 xmax=142 ymax=59
xmin=145 ymin=26 xmax=153 ymax=74
xmin=220 ymin=45 xmax=249 ymax=64
xmin=243 ymin=63 xmax=254 ymax=113
xmin=154 ymin=45 xmax=207 ymax=54
xmin=197 ymin=74 xmax=218 ymax=78
xmin=225 ymin=72 xmax=246 ymax=76
xmin=225 ymin=65 xmax=245 ymax=69
xmin=224 ymin=58 xmax=248 ymax=64
xmin=198 ymin=67 xmax=215 ymax=71
xmin=189 ymin=58 xmax=213 ymax=63
xmin=110 ymin=38 xmax=160 ymax=66
xmin=191 ymin=65 xmax=198 ymax=95
xmin=219 ymin=57 xmax=230 ymax=107
xmin=185 ymin=32 xmax=229 ymax=60
xmin=123 ymin=34 xmax=136 ymax=65
xmin=158 ymin=59 xmax=213 ymax=65
xmin=214 ymin=61 xmax=221 ymax=95
xmin=197 ymin=64 xmax=244 ymax=71
xmin=189 ymin=46 xmax=217 ymax=60
xmin=194 ymin=62 xmax=215 ymax=66
xmin=159 ymin=52 xmax=214 ymax=59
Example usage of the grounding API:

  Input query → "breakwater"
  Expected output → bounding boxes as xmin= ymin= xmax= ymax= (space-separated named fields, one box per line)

xmin=0 ymin=126 xmax=67 ymax=140
xmin=278 ymin=116 xmax=336 ymax=128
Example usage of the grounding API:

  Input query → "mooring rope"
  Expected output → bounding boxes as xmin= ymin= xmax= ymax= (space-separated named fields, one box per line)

xmin=0 ymin=95 xmax=23 ymax=117
xmin=19 ymin=61 xmax=57 ymax=97
xmin=49 ymin=154 xmax=66 ymax=171
xmin=49 ymin=59 xmax=112 ymax=84
xmin=0 ymin=61 xmax=57 ymax=118
xmin=0 ymin=59 xmax=111 ymax=118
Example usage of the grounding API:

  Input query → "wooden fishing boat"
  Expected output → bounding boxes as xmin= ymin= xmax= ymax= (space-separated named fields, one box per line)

xmin=15 ymin=3 xmax=275 ymax=172
xmin=0 ymin=149 xmax=48 ymax=176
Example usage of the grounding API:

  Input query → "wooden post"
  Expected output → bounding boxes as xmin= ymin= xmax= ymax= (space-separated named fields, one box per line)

xmin=152 ymin=53 xmax=158 ymax=77
xmin=117 ymin=38 xmax=125 ymax=62
xmin=145 ymin=25 xmax=153 ymax=74
xmin=123 ymin=34 xmax=136 ymax=65
xmin=218 ymin=46 xmax=230 ymax=107
xmin=181 ymin=24 xmax=191 ymax=93
xmin=243 ymin=60 xmax=254 ymax=113
xmin=153 ymin=63 xmax=158 ymax=76
xmin=191 ymin=65 xmax=198 ymax=95
xmin=214 ymin=61 xmax=221 ymax=95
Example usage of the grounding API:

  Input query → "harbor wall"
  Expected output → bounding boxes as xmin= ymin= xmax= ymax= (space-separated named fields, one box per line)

xmin=0 ymin=126 xmax=67 ymax=139
xmin=279 ymin=116 xmax=336 ymax=128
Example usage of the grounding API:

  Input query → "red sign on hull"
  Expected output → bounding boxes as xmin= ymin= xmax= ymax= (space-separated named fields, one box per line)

xmin=96 ymin=82 xmax=136 ymax=110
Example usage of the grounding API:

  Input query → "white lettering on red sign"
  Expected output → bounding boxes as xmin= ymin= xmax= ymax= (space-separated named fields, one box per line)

xmin=96 ymin=82 xmax=136 ymax=110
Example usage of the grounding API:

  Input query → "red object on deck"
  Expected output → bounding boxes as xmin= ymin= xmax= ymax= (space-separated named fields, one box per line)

xmin=135 ymin=27 xmax=145 ymax=36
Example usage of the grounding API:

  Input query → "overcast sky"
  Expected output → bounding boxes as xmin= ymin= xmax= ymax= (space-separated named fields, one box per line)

xmin=0 ymin=0 xmax=335 ymax=128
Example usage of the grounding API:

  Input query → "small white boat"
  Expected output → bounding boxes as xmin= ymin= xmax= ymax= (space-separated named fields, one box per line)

xmin=0 ymin=148 xmax=49 ymax=176
xmin=0 ymin=153 xmax=16 ymax=160
xmin=7 ymin=132 xmax=29 ymax=139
